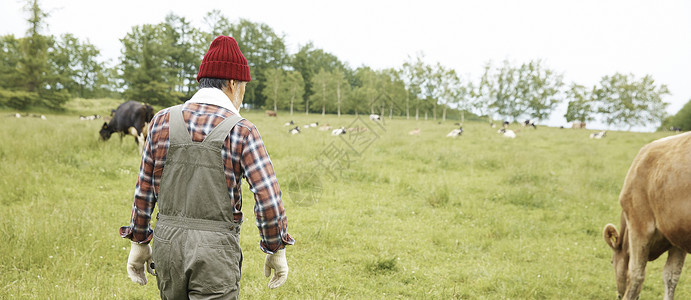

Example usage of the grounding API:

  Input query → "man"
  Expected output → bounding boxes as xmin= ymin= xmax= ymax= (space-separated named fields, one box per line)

xmin=119 ymin=35 xmax=294 ymax=299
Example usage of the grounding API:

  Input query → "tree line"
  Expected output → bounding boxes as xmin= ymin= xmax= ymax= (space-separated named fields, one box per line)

xmin=0 ymin=0 xmax=676 ymax=130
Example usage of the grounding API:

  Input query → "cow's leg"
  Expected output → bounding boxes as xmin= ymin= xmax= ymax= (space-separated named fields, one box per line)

xmin=127 ymin=127 xmax=138 ymax=143
xmin=136 ymin=134 xmax=144 ymax=155
xmin=663 ymin=247 xmax=686 ymax=300
xmin=127 ymin=127 xmax=144 ymax=155
xmin=623 ymin=227 xmax=653 ymax=300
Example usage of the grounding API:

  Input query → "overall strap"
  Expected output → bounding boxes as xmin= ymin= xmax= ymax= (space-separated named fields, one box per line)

xmin=201 ymin=114 xmax=244 ymax=148
xmin=168 ymin=105 xmax=193 ymax=145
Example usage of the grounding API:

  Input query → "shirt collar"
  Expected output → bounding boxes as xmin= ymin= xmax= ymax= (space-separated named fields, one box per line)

xmin=186 ymin=88 xmax=241 ymax=116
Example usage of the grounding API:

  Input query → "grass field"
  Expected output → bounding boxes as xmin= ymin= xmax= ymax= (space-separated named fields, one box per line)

xmin=1 ymin=98 xmax=687 ymax=299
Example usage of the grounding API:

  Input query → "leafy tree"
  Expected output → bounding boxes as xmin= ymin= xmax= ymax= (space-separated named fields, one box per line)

xmin=163 ymin=13 xmax=206 ymax=98
xmin=38 ymin=88 xmax=70 ymax=109
xmin=424 ymin=62 xmax=443 ymax=120
xmin=332 ymin=69 xmax=349 ymax=117
xmin=46 ymin=34 xmax=107 ymax=99
xmin=594 ymin=73 xmax=670 ymax=130
xmin=660 ymin=98 xmax=691 ymax=131
xmin=120 ymin=24 xmax=182 ymax=106
xmin=439 ymin=68 xmax=468 ymax=122
xmin=48 ymin=33 xmax=80 ymax=94
xmin=310 ymin=68 xmax=335 ymax=116
xmin=518 ymin=60 xmax=564 ymax=120
xmin=401 ymin=53 xmax=426 ymax=120
xmin=564 ymin=83 xmax=595 ymax=123
xmin=0 ymin=89 xmax=36 ymax=109
xmin=202 ymin=10 xmax=231 ymax=38
xmin=470 ymin=61 xmax=495 ymax=124
xmin=491 ymin=60 xmax=521 ymax=121
xmin=2 ymin=2 xmax=113 ymax=106
xmin=17 ymin=0 xmax=51 ymax=94
xmin=96 ymin=64 xmax=123 ymax=98
xmin=262 ymin=68 xmax=285 ymax=111
xmin=350 ymin=67 xmax=382 ymax=116
xmin=380 ymin=68 xmax=407 ymax=119
xmin=12 ymin=0 xmax=68 ymax=109
xmin=75 ymin=40 xmax=111 ymax=98
xmin=0 ymin=35 xmax=21 ymax=90
xmin=291 ymin=42 xmax=351 ymax=108
xmin=224 ymin=19 xmax=289 ymax=108
xmin=284 ymin=71 xmax=305 ymax=115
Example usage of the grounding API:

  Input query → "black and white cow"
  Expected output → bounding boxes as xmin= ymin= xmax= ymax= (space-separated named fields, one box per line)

xmin=524 ymin=119 xmax=537 ymax=129
xmin=590 ymin=130 xmax=606 ymax=139
xmin=331 ymin=126 xmax=346 ymax=136
xmin=100 ymin=101 xmax=154 ymax=154
xmin=80 ymin=114 xmax=101 ymax=120
xmin=446 ymin=126 xmax=463 ymax=138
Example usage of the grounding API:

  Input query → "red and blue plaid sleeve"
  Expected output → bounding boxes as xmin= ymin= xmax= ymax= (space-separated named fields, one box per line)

xmin=240 ymin=124 xmax=295 ymax=254
xmin=119 ymin=109 xmax=169 ymax=244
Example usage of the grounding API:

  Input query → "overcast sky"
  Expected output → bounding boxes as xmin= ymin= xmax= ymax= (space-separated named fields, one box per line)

xmin=2 ymin=0 xmax=690 ymax=131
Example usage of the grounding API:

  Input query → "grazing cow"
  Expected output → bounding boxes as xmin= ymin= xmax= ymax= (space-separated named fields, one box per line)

xmin=309 ymin=122 xmax=318 ymax=127
xmin=602 ymin=132 xmax=691 ymax=300
xmin=99 ymin=101 xmax=154 ymax=155
xmin=289 ymin=126 xmax=300 ymax=135
xmin=523 ymin=119 xmax=537 ymax=129
xmin=497 ymin=128 xmax=516 ymax=138
xmin=572 ymin=121 xmax=587 ymax=129
xmin=283 ymin=120 xmax=294 ymax=126
xmin=80 ymin=114 xmax=101 ymax=121
xmin=409 ymin=128 xmax=421 ymax=135
xmin=266 ymin=110 xmax=277 ymax=117
xmin=331 ymin=127 xmax=346 ymax=136
xmin=669 ymin=126 xmax=682 ymax=132
xmin=318 ymin=124 xmax=332 ymax=131
xmin=446 ymin=127 xmax=463 ymax=138
xmin=590 ymin=131 xmax=606 ymax=139
xmin=369 ymin=114 xmax=381 ymax=121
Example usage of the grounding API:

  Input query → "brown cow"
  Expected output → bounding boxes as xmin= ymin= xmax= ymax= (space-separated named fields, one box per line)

xmin=602 ymin=132 xmax=691 ymax=300
xmin=572 ymin=121 xmax=586 ymax=129
xmin=265 ymin=110 xmax=277 ymax=117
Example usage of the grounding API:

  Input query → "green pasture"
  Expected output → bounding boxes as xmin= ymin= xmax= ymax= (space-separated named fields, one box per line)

xmin=0 ymin=99 xmax=686 ymax=299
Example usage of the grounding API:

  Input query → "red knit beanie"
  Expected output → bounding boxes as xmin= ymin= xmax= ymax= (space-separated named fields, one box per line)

xmin=196 ymin=36 xmax=251 ymax=82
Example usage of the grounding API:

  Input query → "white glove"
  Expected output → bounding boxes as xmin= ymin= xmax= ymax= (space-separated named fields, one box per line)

xmin=126 ymin=241 xmax=155 ymax=285
xmin=264 ymin=249 xmax=289 ymax=289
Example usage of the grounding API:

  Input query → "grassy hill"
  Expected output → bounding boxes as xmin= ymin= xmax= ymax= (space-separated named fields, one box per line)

xmin=0 ymin=99 xmax=685 ymax=299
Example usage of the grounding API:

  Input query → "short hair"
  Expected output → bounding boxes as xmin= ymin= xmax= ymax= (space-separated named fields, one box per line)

xmin=198 ymin=78 xmax=228 ymax=89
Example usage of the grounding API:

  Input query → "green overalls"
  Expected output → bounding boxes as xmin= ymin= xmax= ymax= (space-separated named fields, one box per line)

xmin=152 ymin=105 xmax=244 ymax=300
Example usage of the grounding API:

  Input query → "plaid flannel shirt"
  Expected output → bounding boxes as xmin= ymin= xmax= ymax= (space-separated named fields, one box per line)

xmin=119 ymin=88 xmax=294 ymax=254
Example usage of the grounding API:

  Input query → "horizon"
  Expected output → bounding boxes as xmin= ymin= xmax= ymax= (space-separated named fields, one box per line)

xmin=1 ymin=0 xmax=690 ymax=132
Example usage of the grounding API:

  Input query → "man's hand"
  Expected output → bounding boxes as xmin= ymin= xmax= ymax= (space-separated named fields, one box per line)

xmin=126 ymin=241 xmax=155 ymax=285
xmin=264 ymin=249 xmax=289 ymax=289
